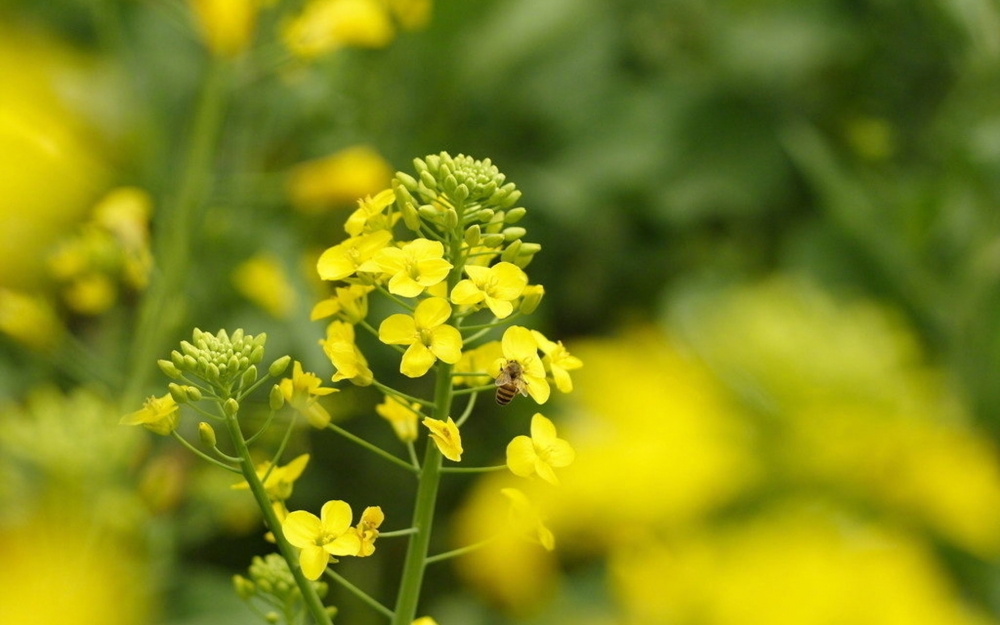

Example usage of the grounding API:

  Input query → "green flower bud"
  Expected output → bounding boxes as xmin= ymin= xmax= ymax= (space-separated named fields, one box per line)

xmin=171 ymin=350 xmax=185 ymax=370
xmin=268 ymin=355 xmax=291 ymax=377
xmin=396 ymin=171 xmax=419 ymax=192
xmin=497 ymin=185 xmax=522 ymax=209
xmin=418 ymin=204 xmax=440 ymax=222
xmin=504 ymin=207 xmax=527 ymax=223
xmin=198 ymin=422 xmax=217 ymax=447
xmin=224 ymin=398 xmax=240 ymax=418
xmin=179 ymin=340 xmax=198 ymax=358
xmin=250 ymin=345 xmax=265 ymax=366
xmin=443 ymin=173 xmax=458 ymax=195
xmin=270 ymin=384 xmax=285 ymax=411
xmin=503 ymin=226 xmax=526 ymax=242
xmin=501 ymin=239 xmax=522 ymax=264
xmin=168 ymin=382 xmax=188 ymax=404
xmin=515 ymin=241 xmax=542 ymax=268
xmin=158 ymin=359 xmax=182 ymax=379
xmin=227 ymin=354 xmax=241 ymax=374
xmin=453 ymin=183 xmax=470 ymax=202
xmin=233 ymin=575 xmax=255 ymax=600
xmin=241 ymin=365 xmax=258 ymax=389
xmin=518 ymin=284 xmax=545 ymax=314
xmin=265 ymin=612 xmax=280 ymax=624
xmin=481 ymin=233 xmax=506 ymax=248
xmin=419 ymin=169 xmax=437 ymax=190
xmin=474 ymin=208 xmax=495 ymax=224
xmin=465 ymin=224 xmax=481 ymax=247
xmin=186 ymin=386 xmax=203 ymax=402
xmin=443 ymin=208 xmax=459 ymax=230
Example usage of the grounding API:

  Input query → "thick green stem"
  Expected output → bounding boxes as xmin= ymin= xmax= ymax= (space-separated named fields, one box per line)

xmin=223 ymin=412 xmax=333 ymax=625
xmin=391 ymin=362 xmax=453 ymax=625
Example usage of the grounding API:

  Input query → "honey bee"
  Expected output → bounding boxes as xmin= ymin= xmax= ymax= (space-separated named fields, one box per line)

xmin=495 ymin=361 xmax=528 ymax=405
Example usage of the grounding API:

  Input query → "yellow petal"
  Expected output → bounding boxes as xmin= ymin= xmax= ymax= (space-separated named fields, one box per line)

xmin=414 ymin=297 xmax=451 ymax=328
xmin=324 ymin=530 xmax=362 ymax=556
xmin=429 ymin=325 xmax=462 ymax=364
xmin=283 ymin=510 xmax=323 ymax=548
xmin=506 ymin=436 xmax=537 ymax=477
xmin=502 ymin=326 xmax=537 ymax=362
xmin=401 ymin=343 xmax=436 ymax=377
xmin=450 ymin=279 xmax=484 ymax=306
xmin=299 ymin=546 xmax=330 ymax=580
xmin=320 ymin=500 xmax=354 ymax=533
xmin=388 ymin=273 xmax=425 ymax=297
xmin=489 ymin=262 xmax=528 ymax=299
xmin=530 ymin=413 xmax=557 ymax=444
xmin=379 ymin=313 xmax=418 ymax=344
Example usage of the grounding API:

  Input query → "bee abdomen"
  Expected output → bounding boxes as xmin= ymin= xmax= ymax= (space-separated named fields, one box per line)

xmin=495 ymin=385 xmax=516 ymax=405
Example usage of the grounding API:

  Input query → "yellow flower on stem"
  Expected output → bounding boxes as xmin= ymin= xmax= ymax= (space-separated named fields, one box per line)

xmin=364 ymin=238 xmax=452 ymax=298
xmin=530 ymin=330 xmax=583 ymax=393
xmin=454 ymin=340 xmax=502 ymax=387
xmin=279 ymin=362 xmax=338 ymax=428
xmin=379 ymin=297 xmax=462 ymax=377
xmin=287 ymin=145 xmax=394 ymax=211
xmin=344 ymin=188 xmax=398 ymax=236
xmin=316 ymin=230 xmax=393 ymax=282
xmin=282 ymin=500 xmax=362 ymax=580
xmin=412 ymin=618 xmax=439 ymax=625
xmin=422 ymin=417 xmax=463 ymax=461
xmin=375 ymin=395 xmax=421 ymax=442
xmin=119 ymin=394 xmax=179 ymax=436
xmin=491 ymin=326 xmax=549 ymax=404
xmin=506 ymin=413 xmax=575 ymax=486
xmin=353 ymin=506 xmax=385 ymax=556
xmin=501 ymin=487 xmax=555 ymax=551
xmin=450 ymin=262 xmax=527 ymax=319
xmin=188 ymin=0 xmax=258 ymax=57
xmin=320 ymin=321 xmax=374 ymax=385
xmin=311 ymin=284 xmax=374 ymax=324
xmin=232 ymin=453 xmax=310 ymax=502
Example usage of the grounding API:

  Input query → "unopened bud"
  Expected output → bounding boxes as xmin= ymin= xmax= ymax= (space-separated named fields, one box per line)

xmin=268 ymin=355 xmax=291 ymax=377
xmin=224 ymin=397 xmax=240 ymax=417
xmin=168 ymin=383 xmax=188 ymax=404
xmin=464 ymin=224 xmax=481 ymax=247
xmin=158 ymin=359 xmax=182 ymax=379
xmin=198 ymin=422 xmax=217 ymax=447
xmin=270 ymin=384 xmax=285 ymax=411
xmin=186 ymin=386 xmax=203 ymax=402
xmin=481 ymin=233 xmax=506 ymax=248
xmin=504 ymin=207 xmax=527 ymax=223
xmin=503 ymin=226 xmax=526 ymax=242
xmin=518 ymin=285 xmax=545 ymax=315
xmin=443 ymin=208 xmax=459 ymax=230
xmin=501 ymin=240 xmax=522 ymax=264
xmin=241 ymin=366 xmax=258 ymax=389
xmin=233 ymin=575 xmax=255 ymax=600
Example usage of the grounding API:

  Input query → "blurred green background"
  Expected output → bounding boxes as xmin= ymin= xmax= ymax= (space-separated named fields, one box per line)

xmin=2 ymin=0 xmax=1000 ymax=624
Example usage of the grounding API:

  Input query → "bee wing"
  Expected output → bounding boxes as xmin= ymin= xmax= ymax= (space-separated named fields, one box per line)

xmin=495 ymin=370 xmax=512 ymax=386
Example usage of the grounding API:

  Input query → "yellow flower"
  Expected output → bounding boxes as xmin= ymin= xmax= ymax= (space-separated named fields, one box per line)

xmin=491 ymin=326 xmax=549 ymax=404
xmin=0 ymin=289 xmax=62 ymax=351
xmin=320 ymin=321 xmax=374 ymax=385
xmin=119 ymin=394 xmax=179 ymax=436
xmin=450 ymin=262 xmax=527 ymax=319
xmin=365 ymin=238 xmax=452 ymax=298
xmin=232 ymin=253 xmax=297 ymax=319
xmin=379 ymin=297 xmax=462 ymax=377
xmin=412 ymin=618 xmax=438 ymax=625
xmin=282 ymin=0 xmax=395 ymax=60
xmin=506 ymin=413 xmax=575 ymax=486
xmin=282 ymin=500 xmax=362 ymax=580
xmin=453 ymin=340 xmax=502 ymax=387
xmin=232 ymin=454 xmax=311 ymax=502
xmin=287 ymin=145 xmax=394 ymax=211
xmin=317 ymin=230 xmax=393 ymax=282
xmin=310 ymin=284 xmax=374 ymax=324
xmin=352 ymin=506 xmax=384 ymax=556
xmin=501 ymin=487 xmax=554 ymax=551
xmin=344 ymin=188 xmax=398 ymax=236
xmin=188 ymin=0 xmax=258 ymax=57
xmin=279 ymin=362 xmax=338 ymax=428
xmin=531 ymin=330 xmax=582 ymax=393
xmin=375 ymin=395 xmax=421 ymax=442
xmin=63 ymin=272 xmax=117 ymax=315
xmin=423 ymin=416 xmax=463 ymax=462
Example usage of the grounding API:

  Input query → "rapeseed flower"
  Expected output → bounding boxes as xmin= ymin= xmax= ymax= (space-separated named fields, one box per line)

xmin=501 ymin=487 xmax=555 ymax=551
xmin=491 ymin=326 xmax=549 ymax=404
xmin=378 ymin=297 xmax=462 ymax=377
xmin=317 ymin=230 xmax=393 ymax=282
xmin=282 ymin=0 xmax=395 ymax=59
xmin=344 ymin=188 xmax=398 ymax=236
xmin=375 ymin=395 xmax=421 ymax=442
xmin=311 ymin=284 xmax=373 ymax=324
xmin=287 ymin=145 xmax=394 ymax=211
xmin=422 ymin=416 xmax=462 ymax=461
xmin=188 ymin=0 xmax=258 ymax=57
xmin=453 ymin=340 xmax=502 ymax=387
xmin=320 ymin=321 xmax=373 ymax=385
xmin=352 ymin=506 xmax=384 ymax=556
xmin=450 ymin=261 xmax=527 ymax=319
xmin=279 ymin=362 xmax=337 ymax=428
xmin=506 ymin=413 xmax=575 ymax=486
xmin=119 ymin=393 xmax=179 ymax=436
xmin=531 ymin=330 xmax=582 ymax=393
xmin=366 ymin=238 xmax=452 ymax=298
xmin=232 ymin=253 xmax=297 ymax=319
xmin=282 ymin=500 xmax=362 ymax=580
xmin=232 ymin=454 xmax=310 ymax=502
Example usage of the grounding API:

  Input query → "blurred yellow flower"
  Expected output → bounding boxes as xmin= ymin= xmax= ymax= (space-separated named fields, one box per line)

xmin=188 ymin=0 xmax=258 ymax=57
xmin=376 ymin=395 xmax=421 ymax=442
xmin=283 ymin=0 xmax=395 ymax=59
xmin=288 ymin=145 xmax=394 ymax=211
xmin=232 ymin=453 xmax=311 ymax=502
xmin=531 ymin=330 xmax=582 ymax=393
xmin=119 ymin=393 xmax=180 ymax=436
xmin=0 ymin=288 xmax=64 ymax=351
xmin=232 ymin=253 xmax=298 ymax=319
xmin=501 ymin=487 xmax=555 ymax=551
xmin=311 ymin=284 xmax=374 ymax=323
xmin=388 ymin=0 xmax=432 ymax=30
xmin=279 ymin=361 xmax=338 ymax=428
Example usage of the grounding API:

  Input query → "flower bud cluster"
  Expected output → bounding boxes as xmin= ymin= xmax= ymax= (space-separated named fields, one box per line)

xmin=234 ymin=554 xmax=331 ymax=618
xmin=168 ymin=328 xmax=266 ymax=392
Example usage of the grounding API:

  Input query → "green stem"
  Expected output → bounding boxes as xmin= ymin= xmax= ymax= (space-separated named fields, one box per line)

xmin=326 ymin=422 xmax=419 ymax=473
xmin=440 ymin=465 xmax=507 ymax=474
xmin=171 ymin=430 xmax=240 ymax=472
xmin=390 ymin=362 xmax=452 ymax=625
xmin=125 ymin=58 xmax=230 ymax=406
xmin=424 ymin=535 xmax=502 ymax=565
xmin=223 ymin=411 xmax=333 ymax=625
xmin=324 ymin=568 xmax=394 ymax=620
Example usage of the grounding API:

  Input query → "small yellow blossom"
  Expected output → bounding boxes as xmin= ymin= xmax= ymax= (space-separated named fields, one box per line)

xmin=63 ymin=272 xmax=117 ymax=315
xmin=491 ymin=326 xmax=549 ymax=404
xmin=423 ymin=416 xmax=463 ymax=461
xmin=320 ymin=321 xmax=374 ymax=385
xmin=364 ymin=238 xmax=453 ymax=298
xmin=450 ymin=262 xmax=527 ymax=319
xmin=454 ymin=340 xmax=503 ymax=387
xmin=379 ymin=297 xmax=462 ymax=377
xmin=352 ymin=506 xmax=384 ymax=556
xmin=375 ymin=395 xmax=421 ymax=442
xmin=279 ymin=362 xmax=338 ymax=428
xmin=311 ymin=284 xmax=374 ymax=324
xmin=91 ymin=186 xmax=153 ymax=289
xmin=344 ymin=188 xmax=398 ymax=236
xmin=283 ymin=0 xmax=395 ymax=60
xmin=501 ymin=487 xmax=555 ymax=551
xmin=412 ymin=618 xmax=438 ymax=625
xmin=282 ymin=500 xmax=362 ymax=580
xmin=232 ymin=454 xmax=311 ymax=502
xmin=188 ymin=0 xmax=258 ymax=57
xmin=317 ymin=230 xmax=393 ymax=282
xmin=287 ymin=145 xmax=394 ymax=211
xmin=232 ymin=253 xmax=297 ymax=319
xmin=120 ymin=394 xmax=179 ymax=436
xmin=506 ymin=413 xmax=575 ymax=486
xmin=531 ymin=330 xmax=582 ymax=393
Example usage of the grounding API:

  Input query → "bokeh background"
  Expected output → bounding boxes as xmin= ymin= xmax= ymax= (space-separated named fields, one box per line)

xmin=2 ymin=0 xmax=1000 ymax=624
